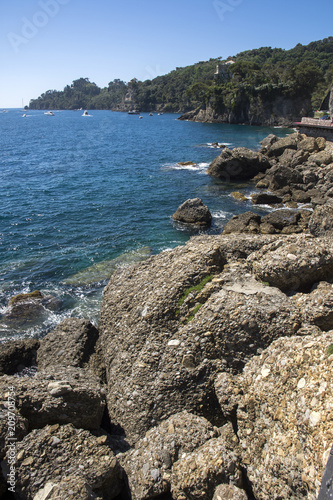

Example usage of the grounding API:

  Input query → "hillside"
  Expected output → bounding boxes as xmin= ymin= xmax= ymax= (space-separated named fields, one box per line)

xmin=28 ymin=37 xmax=333 ymax=125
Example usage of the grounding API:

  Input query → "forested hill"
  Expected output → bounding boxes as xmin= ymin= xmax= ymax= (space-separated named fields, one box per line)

xmin=29 ymin=37 xmax=333 ymax=124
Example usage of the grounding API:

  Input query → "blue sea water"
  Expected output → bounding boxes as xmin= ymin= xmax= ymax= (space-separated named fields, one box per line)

xmin=0 ymin=109 xmax=292 ymax=340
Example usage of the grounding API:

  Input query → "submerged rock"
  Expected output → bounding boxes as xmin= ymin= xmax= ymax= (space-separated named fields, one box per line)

xmin=62 ymin=246 xmax=152 ymax=285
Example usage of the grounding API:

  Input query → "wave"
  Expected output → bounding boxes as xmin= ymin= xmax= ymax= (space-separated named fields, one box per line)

xmin=162 ymin=162 xmax=209 ymax=172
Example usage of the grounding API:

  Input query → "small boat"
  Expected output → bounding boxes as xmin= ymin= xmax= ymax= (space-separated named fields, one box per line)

xmin=139 ymin=115 xmax=143 ymax=119
xmin=82 ymin=110 xmax=89 ymax=116
xmin=149 ymin=113 xmax=153 ymax=116
xmin=128 ymin=110 xmax=140 ymax=115
xmin=44 ymin=111 xmax=55 ymax=116
xmin=22 ymin=114 xmax=27 ymax=118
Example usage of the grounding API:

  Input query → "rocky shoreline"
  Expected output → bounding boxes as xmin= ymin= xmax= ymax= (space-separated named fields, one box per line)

xmin=1 ymin=133 xmax=333 ymax=499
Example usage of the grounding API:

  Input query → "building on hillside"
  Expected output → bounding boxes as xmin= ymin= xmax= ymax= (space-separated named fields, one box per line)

xmin=214 ymin=60 xmax=235 ymax=82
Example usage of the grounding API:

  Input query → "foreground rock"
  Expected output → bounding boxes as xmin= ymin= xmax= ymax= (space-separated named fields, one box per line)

xmin=3 ymin=423 xmax=123 ymax=499
xmin=248 ymin=234 xmax=333 ymax=292
xmin=0 ymin=366 xmax=105 ymax=430
xmin=235 ymin=331 xmax=333 ymax=500
xmin=0 ymin=338 xmax=39 ymax=375
xmin=172 ymin=198 xmax=212 ymax=226
xmin=37 ymin=318 xmax=99 ymax=369
xmin=120 ymin=411 xmax=219 ymax=499
xmin=99 ymin=233 xmax=306 ymax=443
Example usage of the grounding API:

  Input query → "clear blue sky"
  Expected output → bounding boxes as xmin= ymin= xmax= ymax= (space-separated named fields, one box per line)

xmin=0 ymin=0 xmax=332 ymax=108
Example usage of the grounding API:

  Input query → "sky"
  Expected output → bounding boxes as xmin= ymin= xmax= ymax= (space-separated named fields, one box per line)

xmin=0 ymin=0 xmax=332 ymax=108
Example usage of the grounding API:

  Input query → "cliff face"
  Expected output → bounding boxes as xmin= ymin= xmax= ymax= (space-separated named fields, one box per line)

xmin=179 ymin=94 xmax=312 ymax=126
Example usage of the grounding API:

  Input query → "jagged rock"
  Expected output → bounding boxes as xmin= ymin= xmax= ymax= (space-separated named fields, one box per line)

xmin=0 ymin=338 xmax=39 ymax=375
xmin=37 ymin=318 xmax=100 ymax=371
xmin=278 ymin=147 xmax=298 ymax=166
xmin=263 ymin=164 xmax=303 ymax=190
xmin=260 ymin=209 xmax=311 ymax=234
xmin=251 ymin=192 xmax=282 ymax=205
xmin=290 ymin=188 xmax=311 ymax=203
xmin=308 ymin=149 xmax=333 ymax=166
xmin=248 ymin=234 xmax=333 ymax=292
xmin=297 ymin=136 xmax=319 ymax=153
xmin=290 ymin=149 xmax=311 ymax=168
xmin=0 ymin=365 xmax=105 ymax=430
xmin=259 ymin=134 xmax=278 ymax=149
xmin=265 ymin=133 xmax=301 ymax=156
xmin=223 ymin=211 xmax=261 ymax=234
xmin=3 ymin=423 xmax=123 ymax=499
xmin=213 ymin=484 xmax=248 ymax=500
xmin=172 ymin=198 xmax=212 ymax=226
xmin=309 ymin=202 xmax=333 ymax=236
xmin=214 ymin=372 xmax=239 ymax=421
xmin=119 ymin=411 xmax=218 ymax=499
xmin=99 ymin=235 xmax=301 ymax=443
xmin=170 ymin=424 xmax=243 ymax=500
xmin=295 ymin=281 xmax=333 ymax=331
xmin=236 ymin=331 xmax=333 ymax=500
xmin=207 ymin=147 xmax=271 ymax=181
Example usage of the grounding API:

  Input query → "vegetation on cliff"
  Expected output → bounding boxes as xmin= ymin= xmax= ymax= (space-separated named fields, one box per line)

xmin=29 ymin=37 xmax=333 ymax=119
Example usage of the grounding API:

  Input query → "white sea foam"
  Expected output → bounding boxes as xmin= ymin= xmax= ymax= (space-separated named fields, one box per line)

xmin=211 ymin=210 xmax=229 ymax=220
xmin=162 ymin=162 xmax=209 ymax=172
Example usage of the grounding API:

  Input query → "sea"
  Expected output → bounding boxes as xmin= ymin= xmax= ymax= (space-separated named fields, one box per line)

xmin=0 ymin=109 xmax=292 ymax=341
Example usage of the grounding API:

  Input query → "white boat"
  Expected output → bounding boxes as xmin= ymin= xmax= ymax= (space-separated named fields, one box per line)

xmin=82 ymin=110 xmax=89 ymax=116
xmin=22 ymin=114 xmax=27 ymax=118
xmin=44 ymin=111 xmax=55 ymax=116
xmin=128 ymin=110 xmax=140 ymax=115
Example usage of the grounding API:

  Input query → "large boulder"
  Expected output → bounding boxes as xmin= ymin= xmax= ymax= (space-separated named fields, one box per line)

xmin=170 ymin=427 xmax=243 ymax=500
xmin=236 ymin=331 xmax=333 ymax=500
xmin=294 ymin=281 xmax=333 ymax=331
xmin=248 ymin=234 xmax=333 ymax=292
xmin=262 ymin=164 xmax=303 ymax=190
xmin=260 ymin=209 xmax=311 ymax=234
xmin=3 ymin=423 xmax=123 ymax=499
xmin=0 ymin=338 xmax=39 ymax=375
xmin=264 ymin=132 xmax=301 ymax=156
xmin=37 ymin=318 xmax=99 ymax=370
xmin=0 ymin=366 xmax=105 ymax=431
xmin=250 ymin=192 xmax=282 ymax=205
xmin=172 ymin=198 xmax=212 ymax=226
xmin=309 ymin=201 xmax=333 ymax=236
xmin=120 ymin=411 xmax=218 ymax=499
xmin=222 ymin=212 xmax=261 ymax=234
xmin=99 ymin=235 xmax=301 ymax=443
xmin=207 ymin=147 xmax=271 ymax=181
